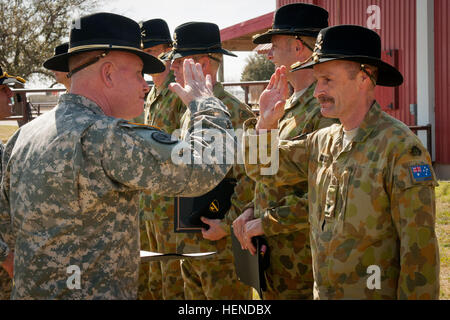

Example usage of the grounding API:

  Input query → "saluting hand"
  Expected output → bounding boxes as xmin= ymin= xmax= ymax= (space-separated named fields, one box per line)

xmin=169 ymin=59 xmax=214 ymax=105
xmin=256 ymin=66 xmax=289 ymax=131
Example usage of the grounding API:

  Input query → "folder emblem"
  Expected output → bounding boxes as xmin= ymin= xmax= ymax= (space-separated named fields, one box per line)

xmin=209 ymin=200 xmax=219 ymax=213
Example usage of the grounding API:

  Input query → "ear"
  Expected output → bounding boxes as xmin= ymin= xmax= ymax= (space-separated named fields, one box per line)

xmin=294 ymin=38 xmax=306 ymax=59
xmin=100 ymin=62 xmax=115 ymax=88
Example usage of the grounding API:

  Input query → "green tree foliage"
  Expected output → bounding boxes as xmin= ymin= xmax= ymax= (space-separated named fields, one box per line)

xmin=0 ymin=0 xmax=98 ymax=82
xmin=240 ymin=53 xmax=275 ymax=82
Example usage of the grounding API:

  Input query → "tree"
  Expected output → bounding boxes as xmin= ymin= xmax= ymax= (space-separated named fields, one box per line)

xmin=240 ymin=53 xmax=275 ymax=82
xmin=0 ymin=0 xmax=98 ymax=83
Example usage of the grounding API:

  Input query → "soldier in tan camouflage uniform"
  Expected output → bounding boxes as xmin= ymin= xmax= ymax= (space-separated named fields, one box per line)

xmin=233 ymin=3 xmax=337 ymax=300
xmin=168 ymin=22 xmax=254 ymax=300
xmin=136 ymin=19 xmax=186 ymax=300
xmin=0 ymin=13 xmax=235 ymax=300
xmin=243 ymin=25 xmax=440 ymax=299
xmin=0 ymin=67 xmax=25 ymax=300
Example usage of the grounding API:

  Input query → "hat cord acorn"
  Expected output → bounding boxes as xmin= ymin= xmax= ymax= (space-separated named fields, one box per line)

xmin=66 ymin=51 xmax=110 ymax=78
xmin=0 ymin=72 xmax=26 ymax=84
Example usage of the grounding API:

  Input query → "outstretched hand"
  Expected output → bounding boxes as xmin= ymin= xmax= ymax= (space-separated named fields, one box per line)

xmin=169 ymin=59 xmax=214 ymax=105
xmin=257 ymin=66 xmax=289 ymax=131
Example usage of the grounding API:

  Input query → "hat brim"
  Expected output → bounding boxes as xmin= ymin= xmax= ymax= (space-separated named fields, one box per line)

xmin=143 ymin=39 xmax=172 ymax=49
xmin=292 ymin=55 xmax=403 ymax=87
xmin=166 ymin=47 xmax=237 ymax=60
xmin=43 ymin=47 xmax=165 ymax=74
xmin=253 ymin=29 xmax=321 ymax=44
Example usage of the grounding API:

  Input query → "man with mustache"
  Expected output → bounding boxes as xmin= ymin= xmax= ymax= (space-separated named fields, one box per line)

xmin=243 ymin=25 xmax=440 ymax=299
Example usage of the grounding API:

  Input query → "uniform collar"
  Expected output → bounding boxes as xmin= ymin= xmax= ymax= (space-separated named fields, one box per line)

xmin=352 ymin=101 xmax=382 ymax=143
xmin=212 ymin=81 xmax=226 ymax=100
xmin=284 ymin=81 xmax=316 ymax=112
xmin=151 ymin=71 xmax=176 ymax=98
xmin=58 ymin=93 xmax=105 ymax=115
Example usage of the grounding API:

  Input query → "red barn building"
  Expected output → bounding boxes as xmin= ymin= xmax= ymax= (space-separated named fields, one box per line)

xmin=221 ymin=0 xmax=450 ymax=179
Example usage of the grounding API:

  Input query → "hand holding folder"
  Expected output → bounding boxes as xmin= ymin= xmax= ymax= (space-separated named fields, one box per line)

xmin=230 ymin=226 xmax=270 ymax=300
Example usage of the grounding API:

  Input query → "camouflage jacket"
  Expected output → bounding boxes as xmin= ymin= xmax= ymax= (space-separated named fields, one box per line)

xmin=0 ymin=143 xmax=8 ymax=263
xmin=178 ymin=82 xmax=255 ymax=253
xmin=140 ymin=71 xmax=185 ymax=222
xmin=252 ymin=82 xmax=338 ymax=236
xmin=0 ymin=93 xmax=234 ymax=299
xmin=244 ymin=102 xmax=440 ymax=299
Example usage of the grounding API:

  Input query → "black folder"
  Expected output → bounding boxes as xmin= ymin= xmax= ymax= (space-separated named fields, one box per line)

xmin=230 ymin=226 xmax=270 ymax=300
xmin=174 ymin=178 xmax=236 ymax=233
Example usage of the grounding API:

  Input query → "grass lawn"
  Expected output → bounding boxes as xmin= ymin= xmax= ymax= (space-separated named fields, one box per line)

xmin=436 ymin=181 xmax=450 ymax=299
xmin=0 ymin=125 xmax=448 ymax=299
xmin=0 ymin=125 xmax=18 ymax=144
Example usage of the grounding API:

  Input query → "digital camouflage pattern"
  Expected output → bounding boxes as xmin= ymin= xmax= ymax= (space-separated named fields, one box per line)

xmin=178 ymin=82 xmax=255 ymax=300
xmin=251 ymin=82 xmax=338 ymax=300
xmin=139 ymin=71 xmax=186 ymax=300
xmin=244 ymin=102 xmax=440 ymax=299
xmin=0 ymin=142 xmax=12 ymax=300
xmin=137 ymin=218 xmax=161 ymax=300
xmin=0 ymin=93 xmax=234 ymax=299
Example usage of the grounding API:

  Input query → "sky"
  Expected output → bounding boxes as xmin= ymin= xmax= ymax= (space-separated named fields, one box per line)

xmin=93 ymin=0 xmax=275 ymax=82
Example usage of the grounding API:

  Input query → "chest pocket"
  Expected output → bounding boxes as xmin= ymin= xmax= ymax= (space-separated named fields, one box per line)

xmin=324 ymin=166 xmax=354 ymax=223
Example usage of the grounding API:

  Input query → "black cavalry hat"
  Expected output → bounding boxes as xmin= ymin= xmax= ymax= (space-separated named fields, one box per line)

xmin=166 ymin=22 xmax=237 ymax=60
xmin=44 ymin=42 xmax=69 ymax=71
xmin=292 ymin=25 xmax=403 ymax=87
xmin=54 ymin=42 xmax=69 ymax=56
xmin=0 ymin=66 xmax=26 ymax=85
xmin=43 ymin=12 xmax=165 ymax=74
xmin=141 ymin=19 xmax=172 ymax=49
xmin=253 ymin=3 xmax=329 ymax=44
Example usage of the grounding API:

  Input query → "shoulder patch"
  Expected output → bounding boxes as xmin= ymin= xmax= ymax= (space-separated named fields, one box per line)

xmin=119 ymin=121 xmax=161 ymax=131
xmin=151 ymin=131 xmax=178 ymax=145
xmin=410 ymin=164 xmax=433 ymax=182
xmin=410 ymin=145 xmax=422 ymax=157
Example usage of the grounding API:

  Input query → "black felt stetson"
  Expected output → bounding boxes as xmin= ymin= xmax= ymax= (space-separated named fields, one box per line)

xmin=0 ymin=66 xmax=25 ymax=85
xmin=54 ymin=42 xmax=69 ymax=56
xmin=141 ymin=19 xmax=172 ymax=49
xmin=43 ymin=12 xmax=165 ymax=74
xmin=292 ymin=25 xmax=403 ymax=87
xmin=167 ymin=22 xmax=237 ymax=60
xmin=252 ymin=3 xmax=329 ymax=44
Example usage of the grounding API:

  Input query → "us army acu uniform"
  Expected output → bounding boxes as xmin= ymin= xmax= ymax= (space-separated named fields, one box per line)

xmin=178 ymin=82 xmax=255 ymax=300
xmin=0 ymin=68 xmax=25 ymax=300
xmin=250 ymin=83 xmax=338 ymax=299
xmin=139 ymin=71 xmax=186 ymax=300
xmin=0 ymin=142 xmax=12 ymax=300
xmin=0 ymin=92 xmax=234 ymax=299
xmin=244 ymin=102 xmax=440 ymax=299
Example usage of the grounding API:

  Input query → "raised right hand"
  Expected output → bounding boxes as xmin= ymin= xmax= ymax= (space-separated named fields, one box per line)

xmin=168 ymin=59 xmax=214 ymax=105
xmin=256 ymin=66 xmax=289 ymax=131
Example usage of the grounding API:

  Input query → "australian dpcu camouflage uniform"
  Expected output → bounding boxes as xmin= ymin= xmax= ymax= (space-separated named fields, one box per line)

xmin=250 ymin=82 xmax=338 ymax=299
xmin=0 ymin=93 xmax=234 ymax=299
xmin=138 ymin=71 xmax=186 ymax=300
xmin=178 ymin=82 xmax=255 ymax=300
xmin=0 ymin=142 xmax=12 ymax=300
xmin=244 ymin=102 xmax=440 ymax=299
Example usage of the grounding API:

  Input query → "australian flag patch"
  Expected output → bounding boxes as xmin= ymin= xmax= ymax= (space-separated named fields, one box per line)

xmin=410 ymin=164 xmax=433 ymax=182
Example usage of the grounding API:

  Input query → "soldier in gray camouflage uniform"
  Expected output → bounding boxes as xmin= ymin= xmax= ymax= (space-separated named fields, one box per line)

xmin=0 ymin=67 xmax=25 ymax=300
xmin=0 ymin=13 xmax=234 ymax=300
